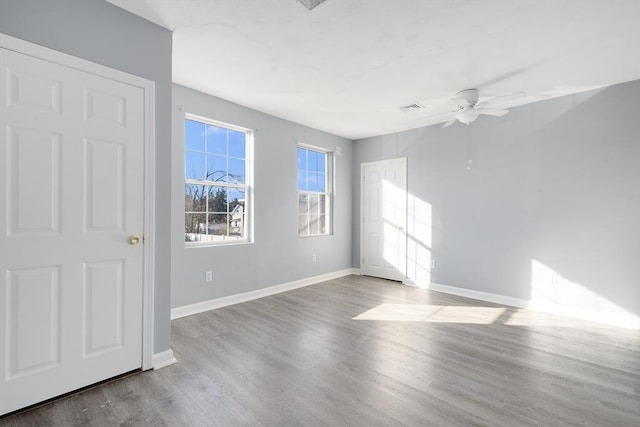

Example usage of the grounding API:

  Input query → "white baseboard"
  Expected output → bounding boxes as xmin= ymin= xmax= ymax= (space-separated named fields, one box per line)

xmin=426 ymin=282 xmax=530 ymax=309
xmin=152 ymin=349 xmax=177 ymax=370
xmin=171 ymin=268 xmax=359 ymax=320
xmin=423 ymin=281 xmax=640 ymax=330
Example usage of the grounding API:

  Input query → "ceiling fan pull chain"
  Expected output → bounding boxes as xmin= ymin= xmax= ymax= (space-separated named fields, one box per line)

xmin=466 ymin=127 xmax=473 ymax=171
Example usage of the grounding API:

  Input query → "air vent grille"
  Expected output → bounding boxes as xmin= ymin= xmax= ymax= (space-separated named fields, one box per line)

xmin=399 ymin=103 xmax=424 ymax=113
xmin=298 ymin=0 xmax=327 ymax=10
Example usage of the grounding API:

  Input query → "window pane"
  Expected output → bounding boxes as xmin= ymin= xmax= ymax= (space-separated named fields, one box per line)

xmin=307 ymin=150 xmax=318 ymax=172
xmin=308 ymin=193 xmax=320 ymax=215
xmin=185 ymin=120 xmax=205 ymax=151
xmin=308 ymin=172 xmax=320 ymax=192
xmin=190 ymin=214 xmax=228 ymax=241
xmin=228 ymin=158 xmax=245 ymax=184
xmin=317 ymin=152 xmax=326 ymax=172
xmin=207 ymin=155 xmax=227 ymax=182
xmin=319 ymin=214 xmax=326 ymax=234
xmin=207 ymin=125 xmax=227 ymax=155
xmin=228 ymin=130 xmax=245 ymax=158
xmin=185 ymin=184 xmax=207 ymax=212
xmin=298 ymin=193 xmax=308 ymax=215
xmin=318 ymin=194 xmax=326 ymax=215
xmin=208 ymin=213 xmax=228 ymax=229
xmin=297 ymin=169 xmax=307 ymax=191
xmin=208 ymin=187 xmax=228 ymax=213
xmin=229 ymin=212 xmax=244 ymax=237
xmin=185 ymin=213 xmax=206 ymax=236
xmin=298 ymin=215 xmax=309 ymax=236
xmin=309 ymin=214 xmax=320 ymax=235
xmin=185 ymin=151 xmax=206 ymax=180
xmin=297 ymin=147 xmax=306 ymax=170
xmin=228 ymin=188 xmax=245 ymax=206
xmin=317 ymin=172 xmax=326 ymax=192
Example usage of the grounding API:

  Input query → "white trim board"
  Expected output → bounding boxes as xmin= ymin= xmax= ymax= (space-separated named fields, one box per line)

xmin=408 ymin=281 xmax=640 ymax=330
xmin=171 ymin=268 xmax=358 ymax=320
xmin=152 ymin=349 xmax=177 ymax=370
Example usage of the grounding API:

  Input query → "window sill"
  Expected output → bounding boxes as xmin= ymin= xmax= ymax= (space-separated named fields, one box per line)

xmin=185 ymin=240 xmax=253 ymax=249
xmin=298 ymin=233 xmax=333 ymax=239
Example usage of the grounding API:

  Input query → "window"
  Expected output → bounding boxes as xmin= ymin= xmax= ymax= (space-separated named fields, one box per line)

xmin=184 ymin=115 xmax=252 ymax=245
xmin=298 ymin=145 xmax=332 ymax=236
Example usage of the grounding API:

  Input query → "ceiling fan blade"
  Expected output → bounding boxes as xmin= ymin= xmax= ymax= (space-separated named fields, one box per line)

xmin=416 ymin=110 xmax=457 ymax=122
xmin=442 ymin=116 xmax=458 ymax=128
xmin=476 ymin=107 xmax=509 ymax=117
xmin=476 ymin=91 xmax=526 ymax=107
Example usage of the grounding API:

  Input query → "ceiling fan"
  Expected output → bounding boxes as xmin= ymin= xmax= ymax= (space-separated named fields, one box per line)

xmin=422 ymin=89 xmax=526 ymax=128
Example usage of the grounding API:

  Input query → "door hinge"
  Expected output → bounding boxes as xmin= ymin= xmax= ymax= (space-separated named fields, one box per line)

xmin=362 ymin=257 xmax=365 ymax=264
xmin=362 ymin=175 xmax=365 ymax=183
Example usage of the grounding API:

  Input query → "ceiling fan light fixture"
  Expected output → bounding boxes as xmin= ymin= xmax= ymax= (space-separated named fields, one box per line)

xmin=423 ymin=89 xmax=525 ymax=128
xmin=456 ymin=108 xmax=479 ymax=124
xmin=298 ymin=0 xmax=327 ymax=10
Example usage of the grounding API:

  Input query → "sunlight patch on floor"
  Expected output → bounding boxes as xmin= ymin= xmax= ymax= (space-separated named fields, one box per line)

xmin=353 ymin=304 xmax=506 ymax=324
xmin=352 ymin=303 xmax=618 ymax=328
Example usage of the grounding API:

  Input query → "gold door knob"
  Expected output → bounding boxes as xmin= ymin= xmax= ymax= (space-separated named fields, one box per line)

xmin=128 ymin=235 xmax=141 ymax=245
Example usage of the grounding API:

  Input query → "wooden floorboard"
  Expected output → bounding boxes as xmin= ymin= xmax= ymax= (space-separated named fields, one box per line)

xmin=2 ymin=275 xmax=639 ymax=426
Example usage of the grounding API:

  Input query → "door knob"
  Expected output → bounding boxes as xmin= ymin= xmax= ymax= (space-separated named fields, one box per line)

xmin=128 ymin=235 xmax=141 ymax=245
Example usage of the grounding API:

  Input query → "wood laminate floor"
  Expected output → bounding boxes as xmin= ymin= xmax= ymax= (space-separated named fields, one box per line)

xmin=2 ymin=275 xmax=639 ymax=426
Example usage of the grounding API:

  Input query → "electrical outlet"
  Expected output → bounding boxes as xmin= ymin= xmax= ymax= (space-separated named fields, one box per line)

xmin=431 ymin=260 xmax=436 ymax=270
xmin=312 ymin=254 xmax=317 ymax=263
xmin=205 ymin=271 xmax=213 ymax=282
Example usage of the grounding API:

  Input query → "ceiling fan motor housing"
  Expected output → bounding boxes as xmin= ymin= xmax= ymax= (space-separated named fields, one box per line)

xmin=436 ymin=88 xmax=520 ymax=128
xmin=456 ymin=88 xmax=479 ymax=106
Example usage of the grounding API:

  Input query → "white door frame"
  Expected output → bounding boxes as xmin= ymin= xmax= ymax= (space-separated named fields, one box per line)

xmin=0 ymin=33 xmax=156 ymax=371
xmin=360 ymin=157 xmax=408 ymax=281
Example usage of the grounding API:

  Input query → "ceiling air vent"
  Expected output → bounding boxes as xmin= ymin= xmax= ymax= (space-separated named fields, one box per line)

xmin=399 ymin=103 xmax=424 ymax=113
xmin=298 ymin=0 xmax=327 ymax=11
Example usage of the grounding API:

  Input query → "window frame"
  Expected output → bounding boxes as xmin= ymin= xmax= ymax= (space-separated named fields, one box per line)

xmin=297 ymin=143 xmax=333 ymax=238
xmin=184 ymin=113 xmax=253 ymax=247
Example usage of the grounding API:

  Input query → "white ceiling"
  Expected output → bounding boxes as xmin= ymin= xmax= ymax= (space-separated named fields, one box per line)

xmin=107 ymin=0 xmax=640 ymax=139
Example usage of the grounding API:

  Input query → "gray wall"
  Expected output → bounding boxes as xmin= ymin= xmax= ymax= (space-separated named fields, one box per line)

xmin=171 ymin=85 xmax=352 ymax=308
xmin=353 ymin=80 xmax=640 ymax=319
xmin=0 ymin=0 xmax=173 ymax=353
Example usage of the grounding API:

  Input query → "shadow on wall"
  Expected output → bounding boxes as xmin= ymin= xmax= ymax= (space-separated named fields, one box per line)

xmin=383 ymin=176 xmax=639 ymax=328
xmin=526 ymin=83 xmax=640 ymax=324
xmin=362 ymin=81 xmax=640 ymax=328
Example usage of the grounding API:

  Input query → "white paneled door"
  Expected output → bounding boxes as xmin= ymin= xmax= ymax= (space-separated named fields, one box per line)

xmin=360 ymin=158 xmax=407 ymax=282
xmin=0 ymin=48 xmax=145 ymax=415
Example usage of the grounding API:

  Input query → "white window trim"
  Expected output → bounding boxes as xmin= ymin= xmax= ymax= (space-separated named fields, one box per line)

xmin=297 ymin=143 xmax=334 ymax=237
xmin=184 ymin=113 xmax=254 ymax=247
